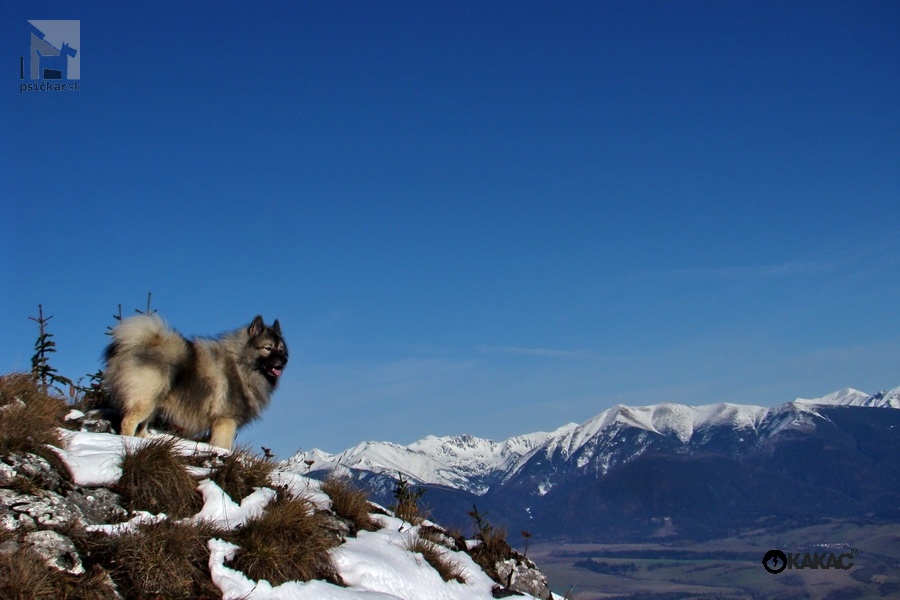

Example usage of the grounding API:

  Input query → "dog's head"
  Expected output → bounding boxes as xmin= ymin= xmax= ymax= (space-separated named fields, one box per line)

xmin=248 ymin=315 xmax=288 ymax=385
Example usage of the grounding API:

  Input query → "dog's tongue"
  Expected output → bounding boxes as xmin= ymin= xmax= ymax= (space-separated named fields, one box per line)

xmin=270 ymin=367 xmax=283 ymax=377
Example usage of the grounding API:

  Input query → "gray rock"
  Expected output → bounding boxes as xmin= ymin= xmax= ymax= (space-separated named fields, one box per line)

xmin=496 ymin=556 xmax=552 ymax=600
xmin=318 ymin=510 xmax=353 ymax=541
xmin=0 ymin=461 xmax=16 ymax=487
xmin=75 ymin=409 xmax=116 ymax=433
xmin=0 ymin=488 xmax=85 ymax=529
xmin=1 ymin=453 xmax=62 ymax=491
xmin=66 ymin=487 xmax=128 ymax=525
xmin=24 ymin=530 xmax=85 ymax=575
xmin=78 ymin=416 xmax=115 ymax=434
xmin=1 ymin=509 xmax=36 ymax=530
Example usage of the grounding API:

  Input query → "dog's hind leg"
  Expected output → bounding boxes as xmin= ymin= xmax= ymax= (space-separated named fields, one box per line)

xmin=120 ymin=400 xmax=156 ymax=438
xmin=120 ymin=408 xmax=154 ymax=438
xmin=116 ymin=370 xmax=163 ymax=438
xmin=209 ymin=417 xmax=238 ymax=451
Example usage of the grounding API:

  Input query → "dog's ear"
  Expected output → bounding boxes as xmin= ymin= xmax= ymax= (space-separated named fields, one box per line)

xmin=272 ymin=319 xmax=281 ymax=335
xmin=248 ymin=315 xmax=265 ymax=337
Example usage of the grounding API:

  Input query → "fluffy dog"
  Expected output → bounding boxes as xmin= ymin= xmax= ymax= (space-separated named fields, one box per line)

xmin=103 ymin=314 xmax=287 ymax=450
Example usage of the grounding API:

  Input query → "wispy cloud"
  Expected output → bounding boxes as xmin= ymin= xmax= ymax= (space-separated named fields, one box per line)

xmin=647 ymin=259 xmax=837 ymax=281
xmin=308 ymin=356 xmax=475 ymax=401
xmin=476 ymin=345 xmax=595 ymax=360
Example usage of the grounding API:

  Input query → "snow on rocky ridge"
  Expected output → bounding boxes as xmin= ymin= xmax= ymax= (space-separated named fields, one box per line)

xmin=5 ymin=428 xmax=556 ymax=600
xmin=293 ymin=430 xmax=566 ymax=495
xmin=289 ymin=386 xmax=900 ymax=494
xmin=795 ymin=386 xmax=900 ymax=408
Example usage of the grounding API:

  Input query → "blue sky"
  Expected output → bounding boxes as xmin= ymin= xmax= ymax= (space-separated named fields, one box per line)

xmin=3 ymin=1 xmax=899 ymax=458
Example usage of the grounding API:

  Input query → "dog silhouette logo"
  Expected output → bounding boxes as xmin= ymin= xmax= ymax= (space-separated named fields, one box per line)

xmin=24 ymin=21 xmax=80 ymax=81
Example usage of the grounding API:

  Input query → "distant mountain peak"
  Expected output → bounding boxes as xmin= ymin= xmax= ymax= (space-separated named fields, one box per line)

xmin=796 ymin=386 xmax=900 ymax=408
xmin=287 ymin=386 xmax=899 ymax=497
xmin=795 ymin=387 xmax=869 ymax=405
xmin=285 ymin=385 xmax=900 ymax=542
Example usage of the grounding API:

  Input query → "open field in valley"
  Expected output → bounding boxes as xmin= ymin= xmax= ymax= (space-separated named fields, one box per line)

xmin=529 ymin=521 xmax=900 ymax=600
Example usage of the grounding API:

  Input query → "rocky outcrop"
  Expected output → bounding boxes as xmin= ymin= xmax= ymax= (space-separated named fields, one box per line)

xmin=0 ymin=449 xmax=113 ymax=576
xmin=1 ymin=409 xmax=559 ymax=598
xmin=496 ymin=555 xmax=552 ymax=600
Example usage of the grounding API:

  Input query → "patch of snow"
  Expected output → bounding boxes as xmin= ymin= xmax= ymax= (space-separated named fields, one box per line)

xmin=65 ymin=409 xmax=85 ymax=421
xmin=53 ymin=430 xmax=553 ymax=600
xmin=334 ymin=522 xmax=496 ymax=600
xmin=53 ymin=430 xmax=226 ymax=487
xmin=87 ymin=510 xmax=165 ymax=535
xmin=795 ymin=386 xmax=900 ymax=409
xmin=881 ymin=386 xmax=900 ymax=408
xmin=650 ymin=403 xmax=695 ymax=443
xmin=269 ymin=470 xmax=331 ymax=510
xmin=52 ymin=431 xmax=129 ymax=487
xmin=209 ymin=538 xmax=399 ymax=599
xmin=191 ymin=480 xmax=276 ymax=529
xmin=795 ymin=388 xmax=870 ymax=406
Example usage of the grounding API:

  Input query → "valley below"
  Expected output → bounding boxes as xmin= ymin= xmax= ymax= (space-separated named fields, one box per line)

xmin=291 ymin=388 xmax=900 ymax=598
xmin=531 ymin=520 xmax=900 ymax=600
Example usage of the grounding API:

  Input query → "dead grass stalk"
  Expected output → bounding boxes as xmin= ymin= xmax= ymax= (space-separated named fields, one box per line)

xmin=0 ymin=374 xmax=67 ymax=459
xmin=225 ymin=492 xmax=342 ymax=585
xmin=321 ymin=476 xmax=378 ymax=534
xmin=116 ymin=436 xmax=202 ymax=518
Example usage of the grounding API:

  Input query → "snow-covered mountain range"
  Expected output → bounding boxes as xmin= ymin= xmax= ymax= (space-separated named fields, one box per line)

xmin=295 ymin=430 xmax=558 ymax=496
xmin=284 ymin=387 xmax=900 ymax=541
xmin=286 ymin=387 xmax=900 ymax=495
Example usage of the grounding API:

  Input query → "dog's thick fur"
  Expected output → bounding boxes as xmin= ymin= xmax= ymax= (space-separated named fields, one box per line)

xmin=103 ymin=314 xmax=288 ymax=450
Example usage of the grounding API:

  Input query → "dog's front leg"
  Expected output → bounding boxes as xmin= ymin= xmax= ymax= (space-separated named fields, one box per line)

xmin=209 ymin=417 xmax=238 ymax=451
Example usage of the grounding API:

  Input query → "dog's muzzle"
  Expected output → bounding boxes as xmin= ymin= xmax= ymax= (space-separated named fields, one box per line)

xmin=264 ymin=355 xmax=287 ymax=378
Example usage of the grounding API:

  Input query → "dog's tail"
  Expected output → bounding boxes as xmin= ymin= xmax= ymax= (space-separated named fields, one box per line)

xmin=103 ymin=314 xmax=185 ymax=423
xmin=108 ymin=314 xmax=171 ymax=349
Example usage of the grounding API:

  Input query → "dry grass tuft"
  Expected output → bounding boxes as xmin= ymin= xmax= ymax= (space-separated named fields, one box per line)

xmin=321 ymin=476 xmax=379 ymax=534
xmin=207 ymin=446 xmax=275 ymax=501
xmin=116 ymin=436 xmax=202 ymax=518
xmin=419 ymin=524 xmax=463 ymax=551
xmin=416 ymin=525 xmax=469 ymax=582
xmin=0 ymin=547 xmax=115 ymax=600
xmin=406 ymin=536 xmax=466 ymax=583
xmin=394 ymin=500 xmax=429 ymax=526
xmin=75 ymin=519 xmax=222 ymax=598
xmin=469 ymin=525 xmax=513 ymax=582
xmin=0 ymin=549 xmax=59 ymax=600
xmin=226 ymin=492 xmax=342 ymax=585
xmin=0 ymin=526 xmax=14 ymax=545
xmin=0 ymin=374 xmax=67 ymax=459
xmin=391 ymin=474 xmax=428 ymax=526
